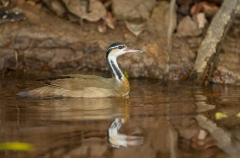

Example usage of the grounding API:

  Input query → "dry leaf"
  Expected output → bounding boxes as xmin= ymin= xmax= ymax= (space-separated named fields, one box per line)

xmin=0 ymin=0 xmax=10 ymax=7
xmin=62 ymin=0 xmax=87 ymax=18
xmin=103 ymin=12 xmax=115 ymax=29
xmin=51 ymin=0 xmax=67 ymax=17
xmin=201 ymin=2 xmax=218 ymax=17
xmin=63 ymin=0 xmax=106 ymax=22
xmin=176 ymin=16 xmax=202 ymax=37
xmin=112 ymin=0 xmax=155 ymax=20
xmin=196 ymin=13 xmax=207 ymax=28
xmin=81 ymin=0 xmax=107 ymax=22
xmin=125 ymin=20 xmax=144 ymax=36
xmin=98 ymin=19 xmax=107 ymax=33
xmin=190 ymin=1 xmax=218 ymax=17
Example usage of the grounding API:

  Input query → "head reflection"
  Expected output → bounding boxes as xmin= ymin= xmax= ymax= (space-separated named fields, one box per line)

xmin=108 ymin=118 xmax=144 ymax=148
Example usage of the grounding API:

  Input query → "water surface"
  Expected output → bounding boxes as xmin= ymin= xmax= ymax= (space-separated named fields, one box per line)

xmin=1 ymin=70 xmax=240 ymax=158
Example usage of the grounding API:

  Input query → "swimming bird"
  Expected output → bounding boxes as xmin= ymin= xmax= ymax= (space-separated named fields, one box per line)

xmin=17 ymin=43 xmax=143 ymax=98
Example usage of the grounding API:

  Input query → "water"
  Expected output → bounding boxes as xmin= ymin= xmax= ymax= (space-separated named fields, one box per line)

xmin=1 ymin=70 xmax=240 ymax=158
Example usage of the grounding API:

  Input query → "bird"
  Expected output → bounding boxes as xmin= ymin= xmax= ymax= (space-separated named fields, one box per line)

xmin=17 ymin=42 xmax=143 ymax=98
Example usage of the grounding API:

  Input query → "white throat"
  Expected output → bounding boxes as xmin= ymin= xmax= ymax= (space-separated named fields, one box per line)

xmin=108 ymin=56 xmax=124 ymax=81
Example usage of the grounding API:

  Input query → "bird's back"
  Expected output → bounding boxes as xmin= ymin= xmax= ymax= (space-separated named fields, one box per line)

xmin=17 ymin=74 xmax=128 ymax=98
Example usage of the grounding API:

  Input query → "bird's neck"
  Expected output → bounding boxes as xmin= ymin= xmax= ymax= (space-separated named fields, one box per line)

xmin=107 ymin=57 xmax=124 ymax=81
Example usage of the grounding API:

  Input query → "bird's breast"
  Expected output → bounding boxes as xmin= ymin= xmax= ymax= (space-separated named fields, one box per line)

xmin=117 ymin=77 xmax=130 ymax=97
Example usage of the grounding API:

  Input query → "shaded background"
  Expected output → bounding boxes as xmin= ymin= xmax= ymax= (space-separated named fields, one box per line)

xmin=0 ymin=0 xmax=239 ymax=84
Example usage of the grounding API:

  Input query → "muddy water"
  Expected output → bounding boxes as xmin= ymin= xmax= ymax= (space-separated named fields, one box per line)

xmin=1 ymin=70 xmax=240 ymax=158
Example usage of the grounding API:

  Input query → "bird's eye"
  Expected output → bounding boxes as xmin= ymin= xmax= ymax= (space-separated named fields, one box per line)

xmin=118 ymin=45 xmax=124 ymax=49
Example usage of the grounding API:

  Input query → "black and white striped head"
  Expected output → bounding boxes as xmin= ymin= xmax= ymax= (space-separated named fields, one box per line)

xmin=106 ymin=42 xmax=143 ymax=59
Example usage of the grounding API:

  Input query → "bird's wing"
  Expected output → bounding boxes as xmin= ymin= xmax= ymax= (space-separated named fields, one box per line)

xmin=39 ymin=74 xmax=114 ymax=90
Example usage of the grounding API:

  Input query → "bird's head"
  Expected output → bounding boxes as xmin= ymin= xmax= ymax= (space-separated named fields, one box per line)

xmin=106 ymin=42 xmax=143 ymax=59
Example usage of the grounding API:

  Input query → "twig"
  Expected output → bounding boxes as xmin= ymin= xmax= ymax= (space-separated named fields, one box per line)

xmin=164 ymin=0 xmax=176 ymax=84
xmin=14 ymin=50 xmax=18 ymax=69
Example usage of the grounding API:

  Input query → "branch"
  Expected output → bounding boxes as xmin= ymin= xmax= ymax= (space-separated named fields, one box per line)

xmin=190 ymin=0 xmax=240 ymax=85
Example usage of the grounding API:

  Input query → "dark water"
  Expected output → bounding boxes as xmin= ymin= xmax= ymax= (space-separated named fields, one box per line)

xmin=1 ymin=70 xmax=240 ymax=158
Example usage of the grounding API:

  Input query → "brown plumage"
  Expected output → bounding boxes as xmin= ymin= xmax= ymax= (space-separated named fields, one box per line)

xmin=17 ymin=43 xmax=143 ymax=98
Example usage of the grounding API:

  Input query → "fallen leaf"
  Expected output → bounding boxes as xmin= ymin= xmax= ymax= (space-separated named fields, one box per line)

xmin=98 ymin=19 xmax=107 ymax=33
xmin=125 ymin=20 xmax=144 ymax=36
xmin=190 ymin=1 xmax=219 ymax=17
xmin=81 ymin=0 xmax=107 ymax=22
xmin=0 ymin=0 xmax=10 ymax=7
xmin=0 ymin=142 xmax=33 ymax=151
xmin=196 ymin=12 xmax=207 ymax=28
xmin=103 ymin=12 xmax=115 ymax=29
xmin=62 ymin=0 xmax=87 ymax=18
xmin=51 ymin=0 xmax=67 ymax=17
xmin=112 ymin=0 xmax=155 ymax=20
xmin=176 ymin=16 xmax=203 ymax=37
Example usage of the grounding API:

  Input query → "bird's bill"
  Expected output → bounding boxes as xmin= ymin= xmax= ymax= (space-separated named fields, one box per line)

xmin=124 ymin=46 xmax=143 ymax=53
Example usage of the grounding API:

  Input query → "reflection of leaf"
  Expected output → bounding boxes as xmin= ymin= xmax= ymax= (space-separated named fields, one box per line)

xmin=0 ymin=142 xmax=33 ymax=151
xmin=125 ymin=20 xmax=144 ymax=36
xmin=215 ymin=112 xmax=227 ymax=120
xmin=236 ymin=112 xmax=240 ymax=118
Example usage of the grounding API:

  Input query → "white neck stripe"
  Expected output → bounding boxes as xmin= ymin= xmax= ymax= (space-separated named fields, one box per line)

xmin=107 ymin=45 xmax=119 ymax=52
xmin=108 ymin=58 xmax=123 ymax=81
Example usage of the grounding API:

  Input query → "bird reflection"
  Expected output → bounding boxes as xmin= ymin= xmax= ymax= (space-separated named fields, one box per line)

xmin=22 ymin=97 xmax=145 ymax=148
xmin=108 ymin=118 xmax=144 ymax=148
xmin=30 ymin=98 xmax=130 ymax=121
